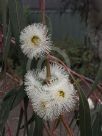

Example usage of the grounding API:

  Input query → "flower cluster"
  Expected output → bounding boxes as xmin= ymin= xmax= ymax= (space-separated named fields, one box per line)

xmin=24 ymin=63 xmax=77 ymax=120
xmin=20 ymin=23 xmax=77 ymax=120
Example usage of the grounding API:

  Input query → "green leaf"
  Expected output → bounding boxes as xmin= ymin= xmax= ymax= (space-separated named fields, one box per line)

xmin=23 ymin=97 xmax=29 ymax=136
xmin=46 ymin=15 xmax=52 ymax=35
xmin=1 ymin=0 xmax=11 ymax=77
xmin=20 ymin=112 xmax=42 ymax=136
xmin=8 ymin=0 xmax=25 ymax=42
xmin=20 ymin=114 xmax=35 ymax=129
xmin=79 ymin=87 xmax=92 ymax=136
xmin=33 ymin=115 xmax=43 ymax=136
xmin=28 ymin=121 xmax=35 ymax=136
xmin=0 ymin=91 xmax=16 ymax=134
xmin=0 ymin=0 xmax=8 ymax=34
xmin=2 ymin=127 xmax=5 ymax=136
xmin=92 ymin=62 xmax=102 ymax=91
xmin=3 ymin=21 xmax=11 ymax=63
xmin=69 ymin=73 xmax=92 ymax=136
xmin=92 ymin=113 xmax=102 ymax=136
xmin=92 ymin=105 xmax=102 ymax=136
xmin=0 ymin=85 xmax=26 ymax=134
xmin=12 ymin=86 xmax=26 ymax=109
xmin=4 ymin=85 xmax=26 ymax=109
xmin=8 ymin=0 xmax=27 ymax=76
xmin=16 ymin=108 xmax=24 ymax=136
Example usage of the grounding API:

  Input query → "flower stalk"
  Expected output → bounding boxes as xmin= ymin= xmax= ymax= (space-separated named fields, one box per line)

xmin=40 ymin=0 xmax=51 ymax=81
xmin=40 ymin=0 xmax=45 ymax=25
xmin=46 ymin=58 xmax=51 ymax=81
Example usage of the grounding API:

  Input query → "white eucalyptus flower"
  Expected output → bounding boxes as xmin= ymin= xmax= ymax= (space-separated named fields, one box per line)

xmin=24 ymin=71 xmax=56 ymax=120
xmin=24 ymin=70 xmax=42 ymax=98
xmin=30 ymin=90 xmax=58 ymax=120
xmin=24 ymin=63 xmax=77 ymax=120
xmin=44 ymin=79 xmax=77 ymax=117
xmin=20 ymin=23 xmax=51 ymax=59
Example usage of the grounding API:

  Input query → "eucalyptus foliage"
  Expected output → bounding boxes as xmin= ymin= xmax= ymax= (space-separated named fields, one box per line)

xmin=0 ymin=0 xmax=102 ymax=136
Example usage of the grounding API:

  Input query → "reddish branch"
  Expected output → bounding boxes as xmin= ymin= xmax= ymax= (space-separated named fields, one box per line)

xmin=61 ymin=115 xmax=74 ymax=136
xmin=48 ymin=54 xmax=102 ymax=94
xmin=44 ymin=123 xmax=53 ymax=136
xmin=7 ymin=122 xmax=12 ymax=136
xmin=40 ymin=0 xmax=46 ymax=24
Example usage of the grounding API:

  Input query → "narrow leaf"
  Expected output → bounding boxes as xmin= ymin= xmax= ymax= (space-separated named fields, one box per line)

xmin=8 ymin=0 xmax=25 ymax=42
xmin=20 ymin=114 xmax=35 ymax=129
xmin=0 ymin=92 xmax=16 ymax=134
xmin=3 ymin=21 xmax=11 ymax=62
xmin=16 ymin=108 xmax=24 ymax=136
xmin=33 ymin=115 xmax=43 ymax=136
xmin=92 ymin=105 xmax=102 ymax=136
xmin=92 ymin=62 xmax=102 ymax=91
xmin=0 ymin=85 xmax=25 ymax=134
xmin=28 ymin=122 xmax=35 ymax=136
xmin=79 ymin=87 xmax=92 ymax=136
xmin=23 ymin=97 xmax=29 ymax=136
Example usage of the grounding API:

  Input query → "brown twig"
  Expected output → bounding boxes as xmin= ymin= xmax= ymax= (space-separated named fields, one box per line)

xmin=52 ymin=119 xmax=59 ymax=132
xmin=40 ymin=0 xmax=51 ymax=81
xmin=7 ymin=122 xmax=12 ymax=136
xmin=40 ymin=0 xmax=46 ymax=25
xmin=44 ymin=123 xmax=53 ymax=136
xmin=48 ymin=55 xmax=102 ymax=95
xmin=6 ymin=72 xmax=23 ymax=85
xmin=61 ymin=115 xmax=74 ymax=136
xmin=51 ymin=119 xmax=60 ymax=136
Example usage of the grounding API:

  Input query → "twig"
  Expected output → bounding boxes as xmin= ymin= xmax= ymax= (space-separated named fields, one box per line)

xmin=7 ymin=122 xmax=12 ymax=136
xmin=51 ymin=119 xmax=60 ymax=136
xmin=52 ymin=119 xmax=59 ymax=132
xmin=40 ymin=0 xmax=46 ymax=25
xmin=44 ymin=123 xmax=52 ymax=136
xmin=48 ymin=55 xmax=102 ymax=95
xmin=61 ymin=115 xmax=74 ymax=136
xmin=40 ymin=0 xmax=51 ymax=81
xmin=6 ymin=72 xmax=23 ymax=85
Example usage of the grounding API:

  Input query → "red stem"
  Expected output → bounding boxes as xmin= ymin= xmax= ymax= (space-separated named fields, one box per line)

xmin=7 ymin=122 xmax=12 ymax=136
xmin=40 ymin=0 xmax=51 ymax=80
xmin=61 ymin=115 xmax=74 ymax=136
xmin=48 ymin=55 xmax=102 ymax=96
xmin=40 ymin=0 xmax=46 ymax=24
xmin=44 ymin=123 xmax=53 ymax=136
xmin=51 ymin=119 xmax=59 ymax=136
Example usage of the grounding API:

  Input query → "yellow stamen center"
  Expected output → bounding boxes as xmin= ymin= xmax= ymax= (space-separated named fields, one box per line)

xmin=58 ymin=90 xmax=65 ymax=98
xmin=31 ymin=36 xmax=41 ymax=45
xmin=41 ymin=101 xmax=46 ymax=108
